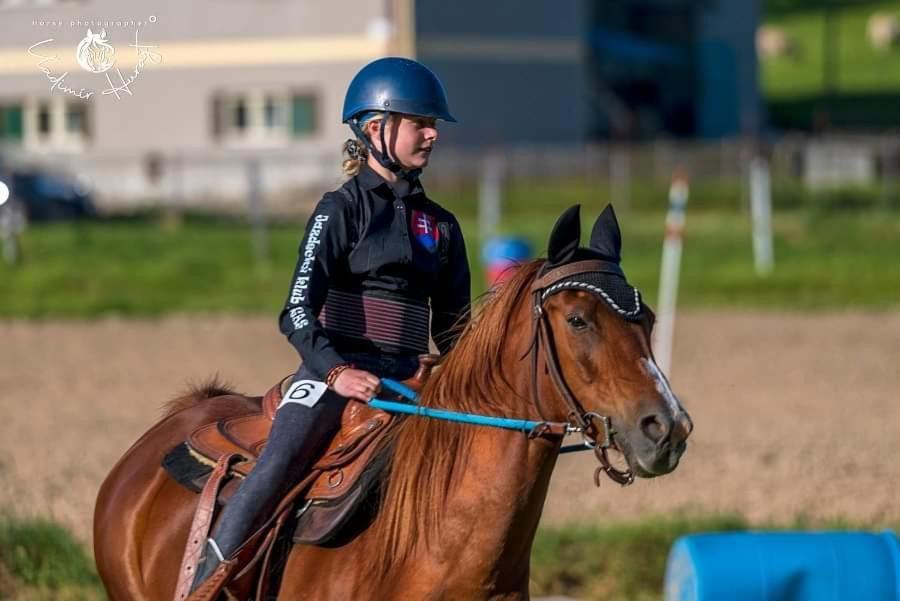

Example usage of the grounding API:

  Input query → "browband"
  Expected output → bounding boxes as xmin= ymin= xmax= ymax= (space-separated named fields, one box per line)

xmin=531 ymin=260 xmax=624 ymax=292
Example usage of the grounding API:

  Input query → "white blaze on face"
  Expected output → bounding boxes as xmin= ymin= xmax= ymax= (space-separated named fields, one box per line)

xmin=641 ymin=357 xmax=685 ymax=418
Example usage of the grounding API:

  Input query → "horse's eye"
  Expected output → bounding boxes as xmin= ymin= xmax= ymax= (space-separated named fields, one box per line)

xmin=567 ymin=314 xmax=588 ymax=330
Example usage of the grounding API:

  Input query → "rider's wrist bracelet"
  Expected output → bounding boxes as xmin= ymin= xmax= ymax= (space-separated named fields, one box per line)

xmin=325 ymin=363 xmax=354 ymax=388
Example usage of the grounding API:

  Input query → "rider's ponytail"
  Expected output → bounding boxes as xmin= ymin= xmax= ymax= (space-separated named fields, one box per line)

xmin=341 ymin=138 xmax=368 ymax=178
xmin=341 ymin=113 xmax=386 ymax=178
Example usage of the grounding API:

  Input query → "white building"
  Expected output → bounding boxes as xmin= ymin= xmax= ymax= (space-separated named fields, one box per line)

xmin=0 ymin=0 xmax=757 ymax=207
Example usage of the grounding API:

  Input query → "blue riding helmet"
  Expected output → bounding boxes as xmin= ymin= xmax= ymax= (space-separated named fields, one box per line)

xmin=342 ymin=57 xmax=456 ymax=124
xmin=343 ymin=57 xmax=455 ymax=179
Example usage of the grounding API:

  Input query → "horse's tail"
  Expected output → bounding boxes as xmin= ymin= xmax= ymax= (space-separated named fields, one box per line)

xmin=160 ymin=375 xmax=239 ymax=417
xmin=96 ymin=375 xmax=253 ymax=599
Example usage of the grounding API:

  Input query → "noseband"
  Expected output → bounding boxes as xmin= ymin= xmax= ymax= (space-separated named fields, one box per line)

xmin=527 ymin=260 xmax=636 ymax=486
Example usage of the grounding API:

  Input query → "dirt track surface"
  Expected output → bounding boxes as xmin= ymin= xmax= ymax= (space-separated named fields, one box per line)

xmin=1 ymin=312 xmax=898 ymax=543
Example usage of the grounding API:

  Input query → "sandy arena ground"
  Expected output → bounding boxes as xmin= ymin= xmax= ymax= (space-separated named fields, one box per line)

xmin=1 ymin=311 xmax=898 ymax=544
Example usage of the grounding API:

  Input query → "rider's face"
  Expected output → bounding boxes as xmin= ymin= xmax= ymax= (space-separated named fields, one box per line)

xmin=369 ymin=114 xmax=439 ymax=170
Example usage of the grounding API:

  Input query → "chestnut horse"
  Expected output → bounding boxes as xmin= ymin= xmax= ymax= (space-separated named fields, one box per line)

xmin=94 ymin=205 xmax=692 ymax=600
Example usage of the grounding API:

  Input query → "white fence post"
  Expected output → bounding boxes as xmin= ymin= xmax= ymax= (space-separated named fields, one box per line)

xmin=654 ymin=171 xmax=689 ymax=378
xmin=246 ymin=158 xmax=269 ymax=269
xmin=479 ymin=153 xmax=504 ymax=242
xmin=0 ymin=180 xmax=22 ymax=266
xmin=749 ymin=156 xmax=774 ymax=276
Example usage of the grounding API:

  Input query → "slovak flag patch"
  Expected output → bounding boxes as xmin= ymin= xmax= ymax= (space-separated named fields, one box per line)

xmin=411 ymin=210 xmax=439 ymax=252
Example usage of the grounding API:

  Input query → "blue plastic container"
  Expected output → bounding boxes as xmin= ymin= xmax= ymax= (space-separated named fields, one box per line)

xmin=481 ymin=237 xmax=532 ymax=287
xmin=665 ymin=531 xmax=900 ymax=601
xmin=481 ymin=236 xmax=532 ymax=264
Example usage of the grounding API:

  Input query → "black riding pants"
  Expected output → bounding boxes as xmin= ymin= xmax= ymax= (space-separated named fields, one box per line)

xmin=210 ymin=351 xmax=419 ymax=558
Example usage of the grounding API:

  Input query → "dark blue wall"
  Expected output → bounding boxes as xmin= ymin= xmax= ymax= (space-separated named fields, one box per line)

xmin=694 ymin=0 xmax=761 ymax=137
xmin=415 ymin=0 xmax=588 ymax=147
xmin=413 ymin=0 xmax=759 ymax=143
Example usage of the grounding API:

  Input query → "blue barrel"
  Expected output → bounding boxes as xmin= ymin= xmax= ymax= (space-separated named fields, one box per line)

xmin=482 ymin=236 xmax=532 ymax=287
xmin=665 ymin=531 xmax=900 ymax=601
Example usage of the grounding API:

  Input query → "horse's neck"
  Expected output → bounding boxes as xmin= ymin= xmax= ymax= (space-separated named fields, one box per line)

xmin=430 ymin=426 xmax=560 ymax=592
xmin=418 ymin=331 xmax=562 ymax=594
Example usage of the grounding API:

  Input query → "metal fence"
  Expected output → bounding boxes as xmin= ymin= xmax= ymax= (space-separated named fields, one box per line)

xmin=3 ymin=134 xmax=900 ymax=217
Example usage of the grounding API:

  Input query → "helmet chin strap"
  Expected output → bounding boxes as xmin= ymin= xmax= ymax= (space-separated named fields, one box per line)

xmin=348 ymin=113 xmax=422 ymax=182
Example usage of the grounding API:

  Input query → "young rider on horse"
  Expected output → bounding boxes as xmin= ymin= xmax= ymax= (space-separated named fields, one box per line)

xmin=191 ymin=57 xmax=472 ymax=589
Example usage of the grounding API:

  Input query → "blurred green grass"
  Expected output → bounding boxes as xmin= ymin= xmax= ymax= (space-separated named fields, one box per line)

xmin=2 ymin=512 xmax=894 ymax=601
xmin=761 ymin=1 xmax=900 ymax=128
xmin=3 ymin=178 xmax=900 ymax=317
xmin=531 ymin=514 xmax=748 ymax=601
xmin=488 ymin=205 xmax=900 ymax=311
xmin=762 ymin=1 xmax=900 ymax=99
xmin=0 ymin=514 xmax=103 ymax=601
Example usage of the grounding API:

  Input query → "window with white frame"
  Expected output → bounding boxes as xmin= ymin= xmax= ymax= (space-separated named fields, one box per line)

xmin=212 ymin=90 xmax=317 ymax=145
xmin=25 ymin=97 xmax=90 ymax=149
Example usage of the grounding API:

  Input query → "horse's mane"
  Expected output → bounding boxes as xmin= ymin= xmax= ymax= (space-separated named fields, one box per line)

xmin=368 ymin=259 xmax=543 ymax=576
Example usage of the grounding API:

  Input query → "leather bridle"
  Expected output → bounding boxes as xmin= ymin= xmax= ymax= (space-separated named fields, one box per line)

xmin=525 ymin=260 xmax=636 ymax=486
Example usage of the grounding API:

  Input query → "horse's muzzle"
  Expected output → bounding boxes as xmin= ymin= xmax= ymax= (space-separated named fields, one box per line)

xmin=620 ymin=409 xmax=693 ymax=477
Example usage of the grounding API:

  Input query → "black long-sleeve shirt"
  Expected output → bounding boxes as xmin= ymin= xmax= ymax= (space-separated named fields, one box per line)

xmin=278 ymin=164 xmax=471 ymax=380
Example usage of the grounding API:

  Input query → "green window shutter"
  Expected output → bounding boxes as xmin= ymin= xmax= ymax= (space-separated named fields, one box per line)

xmin=291 ymin=95 xmax=315 ymax=136
xmin=1 ymin=105 xmax=23 ymax=141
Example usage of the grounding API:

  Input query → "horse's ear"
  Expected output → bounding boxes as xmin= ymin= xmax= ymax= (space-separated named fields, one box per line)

xmin=547 ymin=204 xmax=581 ymax=267
xmin=588 ymin=204 xmax=622 ymax=263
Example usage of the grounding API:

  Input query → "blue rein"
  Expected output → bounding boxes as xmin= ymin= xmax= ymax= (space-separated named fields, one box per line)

xmin=373 ymin=378 xmax=591 ymax=454
xmin=378 ymin=378 xmax=420 ymax=403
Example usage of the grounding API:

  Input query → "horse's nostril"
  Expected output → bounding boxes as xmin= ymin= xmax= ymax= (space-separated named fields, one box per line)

xmin=670 ymin=413 xmax=693 ymax=446
xmin=640 ymin=414 xmax=669 ymax=443
xmin=680 ymin=413 xmax=693 ymax=435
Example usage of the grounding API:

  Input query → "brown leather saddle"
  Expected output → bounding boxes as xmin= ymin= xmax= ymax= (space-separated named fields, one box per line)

xmin=169 ymin=355 xmax=439 ymax=601
xmin=180 ymin=354 xmax=438 ymax=541
xmin=186 ymin=382 xmax=393 ymax=545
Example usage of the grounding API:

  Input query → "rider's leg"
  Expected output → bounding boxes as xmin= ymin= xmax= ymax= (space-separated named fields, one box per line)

xmin=190 ymin=367 xmax=348 ymax=590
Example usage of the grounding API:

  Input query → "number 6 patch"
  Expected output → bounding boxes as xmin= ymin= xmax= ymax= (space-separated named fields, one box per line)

xmin=278 ymin=379 xmax=328 ymax=409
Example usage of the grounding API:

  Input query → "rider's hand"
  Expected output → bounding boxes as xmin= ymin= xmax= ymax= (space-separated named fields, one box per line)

xmin=332 ymin=368 xmax=381 ymax=401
